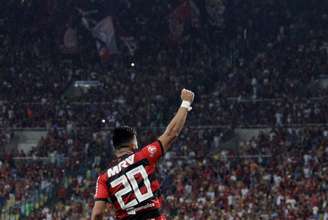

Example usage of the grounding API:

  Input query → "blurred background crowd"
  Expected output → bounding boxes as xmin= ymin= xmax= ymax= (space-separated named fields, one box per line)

xmin=1 ymin=0 xmax=328 ymax=219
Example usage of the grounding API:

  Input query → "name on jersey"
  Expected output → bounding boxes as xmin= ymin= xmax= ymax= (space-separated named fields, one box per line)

xmin=107 ymin=155 xmax=135 ymax=178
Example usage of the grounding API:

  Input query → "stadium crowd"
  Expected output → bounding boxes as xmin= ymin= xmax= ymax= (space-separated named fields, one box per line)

xmin=1 ymin=126 xmax=326 ymax=219
xmin=1 ymin=0 xmax=328 ymax=219
xmin=0 ymin=0 xmax=328 ymax=129
xmin=0 ymin=151 xmax=57 ymax=218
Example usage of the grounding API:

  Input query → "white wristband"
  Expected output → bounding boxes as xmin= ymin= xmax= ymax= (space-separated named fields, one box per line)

xmin=181 ymin=100 xmax=192 ymax=111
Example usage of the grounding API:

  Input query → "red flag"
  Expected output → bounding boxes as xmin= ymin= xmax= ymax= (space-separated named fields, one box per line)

xmin=27 ymin=107 xmax=33 ymax=119
xmin=168 ymin=1 xmax=191 ymax=42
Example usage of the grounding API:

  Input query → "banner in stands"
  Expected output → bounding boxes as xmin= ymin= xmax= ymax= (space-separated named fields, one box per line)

xmin=168 ymin=1 xmax=191 ymax=42
xmin=92 ymin=16 xmax=118 ymax=62
xmin=168 ymin=0 xmax=201 ymax=43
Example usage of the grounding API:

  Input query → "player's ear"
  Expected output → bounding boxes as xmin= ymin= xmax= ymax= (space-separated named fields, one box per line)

xmin=128 ymin=143 xmax=136 ymax=150
xmin=131 ymin=136 xmax=138 ymax=150
xmin=131 ymin=142 xmax=138 ymax=150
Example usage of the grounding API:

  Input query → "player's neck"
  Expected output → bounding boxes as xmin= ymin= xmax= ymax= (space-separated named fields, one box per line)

xmin=115 ymin=147 xmax=133 ymax=158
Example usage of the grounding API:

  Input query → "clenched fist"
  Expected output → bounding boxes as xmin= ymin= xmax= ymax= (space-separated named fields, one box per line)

xmin=181 ymin=88 xmax=194 ymax=103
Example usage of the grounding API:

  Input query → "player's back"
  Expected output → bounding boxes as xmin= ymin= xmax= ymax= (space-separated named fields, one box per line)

xmin=94 ymin=140 xmax=166 ymax=220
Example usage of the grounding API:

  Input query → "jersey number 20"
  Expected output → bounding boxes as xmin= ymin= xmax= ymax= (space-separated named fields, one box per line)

xmin=110 ymin=165 xmax=154 ymax=210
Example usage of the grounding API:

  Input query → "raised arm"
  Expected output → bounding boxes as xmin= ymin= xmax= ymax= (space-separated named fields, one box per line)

xmin=158 ymin=89 xmax=194 ymax=152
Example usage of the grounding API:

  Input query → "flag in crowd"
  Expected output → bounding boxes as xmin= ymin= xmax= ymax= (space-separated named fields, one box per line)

xmin=168 ymin=0 xmax=201 ymax=43
xmin=92 ymin=16 xmax=118 ymax=62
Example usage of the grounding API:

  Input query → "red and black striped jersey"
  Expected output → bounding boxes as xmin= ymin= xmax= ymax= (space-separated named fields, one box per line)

xmin=94 ymin=140 xmax=166 ymax=220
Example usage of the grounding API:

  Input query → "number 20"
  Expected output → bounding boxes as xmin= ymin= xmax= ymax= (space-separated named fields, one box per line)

xmin=110 ymin=165 xmax=154 ymax=210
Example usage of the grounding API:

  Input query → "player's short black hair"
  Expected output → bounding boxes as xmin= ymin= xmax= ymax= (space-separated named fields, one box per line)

xmin=112 ymin=126 xmax=137 ymax=149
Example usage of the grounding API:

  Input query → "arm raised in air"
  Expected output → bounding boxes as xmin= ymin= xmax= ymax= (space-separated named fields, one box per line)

xmin=158 ymin=88 xmax=194 ymax=152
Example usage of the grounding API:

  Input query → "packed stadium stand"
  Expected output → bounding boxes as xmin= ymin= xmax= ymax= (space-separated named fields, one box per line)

xmin=1 ymin=0 xmax=328 ymax=219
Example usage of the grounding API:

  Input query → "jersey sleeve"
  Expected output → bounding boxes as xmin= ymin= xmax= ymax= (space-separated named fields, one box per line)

xmin=139 ymin=140 xmax=165 ymax=165
xmin=94 ymin=174 xmax=109 ymax=201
